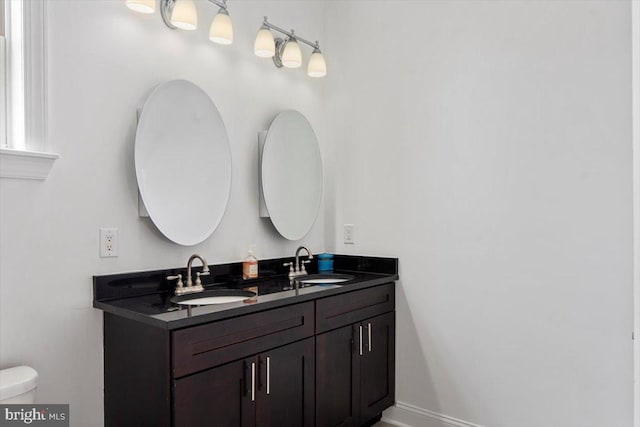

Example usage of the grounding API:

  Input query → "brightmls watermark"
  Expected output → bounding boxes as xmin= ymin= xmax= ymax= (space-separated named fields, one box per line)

xmin=0 ymin=405 xmax=68 ymax=426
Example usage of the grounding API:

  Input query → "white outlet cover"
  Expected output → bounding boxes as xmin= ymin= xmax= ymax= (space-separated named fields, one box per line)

xmin=100 ymin=228 xmax=118 ymax=258
xmin=344 ymin=224 xmax=355 ymax=245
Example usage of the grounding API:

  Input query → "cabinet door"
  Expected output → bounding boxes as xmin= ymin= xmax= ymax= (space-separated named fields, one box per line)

xmin=256 ymin=337 xmax=315 ymax=427
xmin=173 ymin=358 xmax=256 ymax=427
xmin=316 ymin=325 xmax=360 ymax=427
xmin=359 ymin=312 xmax=395 ymax=423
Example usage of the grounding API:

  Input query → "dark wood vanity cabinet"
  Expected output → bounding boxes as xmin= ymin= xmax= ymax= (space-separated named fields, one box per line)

xmin=316 ymin=325 xmax=359 ymax=427
xmin=171 ymin=302 xmax=315 ymax=427
xmin=103 ymin=283 xmax=395 ymax=427
xmin=253 ymin=338 xmax=315 ymax=427
xmin=359 ymin=312 xmax=395 ymax=423
xmin=173 ymin=358 xmax=253 ymax=427
xmin=173 ymin=337 xmax=315 ymax=427
xmin=315 ymin=284 xmax=396 ymax=427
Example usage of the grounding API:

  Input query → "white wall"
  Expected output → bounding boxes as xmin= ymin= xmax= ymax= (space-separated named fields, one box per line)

xmin=1 ymin=1 xmax=636 ymax=427
xmin=325 ymin=1 xmax=634 ymax=427
xmin=0 ymin=1 xmax=326 ymax=426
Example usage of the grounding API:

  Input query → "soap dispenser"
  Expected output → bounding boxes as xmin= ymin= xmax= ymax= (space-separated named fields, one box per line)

xmin=243 ymin=246 xmax=258 ymax=279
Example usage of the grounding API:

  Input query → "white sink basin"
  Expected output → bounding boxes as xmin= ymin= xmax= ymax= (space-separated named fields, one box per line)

xmin=171 ymin=289 xmax=256 ymax=306
xmin=298 ymin=274 xmax=355 ymax=284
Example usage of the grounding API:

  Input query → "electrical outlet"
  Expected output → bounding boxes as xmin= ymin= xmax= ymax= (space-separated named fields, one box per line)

xmin=100 ymin=228 xmax=118 ymax=257
xmin=344 ymin=224 xmax=355 ymax=245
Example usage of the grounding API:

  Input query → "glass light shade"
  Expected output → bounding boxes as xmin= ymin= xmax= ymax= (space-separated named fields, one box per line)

xmin=126 ymin=0 xmax=155 ymax=14
xmin=282 ymin=39 xmax=302 ymax=68
xmin=209 ymin=11 xmax=233 ymax=45
xmin=254 ymin=28 xmax=275 ymax=58
xmin=171 ymin=0 xmax=197 ymax=30
xmin=307 ymin=51 xmax=327 ymax=78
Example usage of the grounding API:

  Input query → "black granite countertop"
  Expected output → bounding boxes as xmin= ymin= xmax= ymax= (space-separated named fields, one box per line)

xmin=93 ymin=255 xmax=398 ymax=330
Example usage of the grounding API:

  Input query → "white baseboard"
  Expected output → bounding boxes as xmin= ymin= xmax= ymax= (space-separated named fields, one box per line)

xmin=382 ymin=401 xmax=484 ymax=427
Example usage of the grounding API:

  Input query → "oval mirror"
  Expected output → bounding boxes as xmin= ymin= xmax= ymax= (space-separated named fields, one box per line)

xmin=135 ymin=80 xmax=232 ymax=246
xmin=260 ymin=110 xmax=323 ymax=240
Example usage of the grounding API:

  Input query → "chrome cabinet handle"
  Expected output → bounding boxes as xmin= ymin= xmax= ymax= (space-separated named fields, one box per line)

xmin=359 ymin=325 xmax=363 ymax=356
xmin=251 ymin=362 xmax=256 ymax=402
xmin=266 ymin=356 xmax=271 ymax=395
xmin=368 ymin=322 xmax=372 ymax=352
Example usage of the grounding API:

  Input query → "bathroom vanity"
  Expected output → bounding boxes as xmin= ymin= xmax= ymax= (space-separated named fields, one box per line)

xmin=94 ymin=255 xmax=397 ymax=427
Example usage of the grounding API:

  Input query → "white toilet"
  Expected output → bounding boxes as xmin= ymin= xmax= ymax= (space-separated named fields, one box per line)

xmin=0 ymin=366 xmax=38 ymax=404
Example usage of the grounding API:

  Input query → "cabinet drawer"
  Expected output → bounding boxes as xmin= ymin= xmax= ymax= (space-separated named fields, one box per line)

xmin=315 ymin=283 xmax=394 ymax=334
xmin=172 ymin=302 xmax=314 ymax=378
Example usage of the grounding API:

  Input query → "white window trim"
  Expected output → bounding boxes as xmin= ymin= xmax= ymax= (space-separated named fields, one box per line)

xmin=1 ymin=22 xmax=6 ymax=150
xmin=0 ymin=0 xmax=58 ymax=180
xmin=633 ymin=1 xmax=640 ymax=426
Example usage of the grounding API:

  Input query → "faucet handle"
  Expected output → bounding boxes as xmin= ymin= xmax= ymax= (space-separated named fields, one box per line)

xmin=283 ymin=262 xmax=294 ymax=273
xmin=301 ymin=259 xmax=311 ymax=272
xmin=194 ymin=272 xmax=206 ymax=288
xmin=199 ymin=270 xmax=210 ymax=276
xmin=167 ymin=274 xmax=184 ymax=289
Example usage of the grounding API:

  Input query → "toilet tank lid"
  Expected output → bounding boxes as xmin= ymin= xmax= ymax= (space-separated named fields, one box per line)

xmin=0 ymin=366 xmax=38 ymax=400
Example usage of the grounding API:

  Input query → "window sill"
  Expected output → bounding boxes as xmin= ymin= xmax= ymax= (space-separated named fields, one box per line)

xmin=0 ymin=148 xmax=59 ymax=180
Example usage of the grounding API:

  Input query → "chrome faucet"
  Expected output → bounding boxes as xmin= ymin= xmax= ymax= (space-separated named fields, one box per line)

xmin=284 ymin=246 xmax=314 ymax=278
xmin=167 ymin=254 xmax=210 ymax=296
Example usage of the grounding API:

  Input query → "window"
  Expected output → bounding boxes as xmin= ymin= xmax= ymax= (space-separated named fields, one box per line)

xmin=1 ymin=0 xmax=6 ymax=148
xmin=0 ymin=0 xmax=57 ymax=180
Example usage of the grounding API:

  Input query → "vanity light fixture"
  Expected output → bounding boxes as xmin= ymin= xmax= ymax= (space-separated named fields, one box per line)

xmin=161 ymin=0 xmax=198 ymax=30
xmin=280 ymin=33 xmax=302 ymax=69
xmin=254 ymin=24 xmax=276 ymax=58
xmin=126 ymin=0 xmax=156 ymax=14
xmin=254 ymin=17 xmax=327 ymax=78
xmin=156 ymin=0 xmax=233 ymax=44
xmin=307 ymin=46 xmax=327 ymax=78
xmin=209 ymin=3 xmax=233 ymax=45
